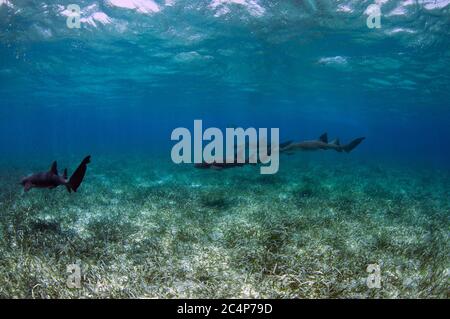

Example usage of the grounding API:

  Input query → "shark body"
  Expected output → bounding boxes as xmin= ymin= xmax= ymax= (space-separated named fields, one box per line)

xmin=280 ymin=133 xmax=365 ymax=154
xmin=21 ymin=155 xmax=91 ymax=193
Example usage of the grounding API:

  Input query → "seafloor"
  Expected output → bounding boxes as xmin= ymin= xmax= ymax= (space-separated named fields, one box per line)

xmin=0 ymin=154 xmax=448 ymax=298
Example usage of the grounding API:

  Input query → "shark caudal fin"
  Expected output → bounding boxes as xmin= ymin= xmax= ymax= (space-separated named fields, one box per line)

xmin=342 ymin=137 xmax=365 ymax=153
xmin=66 ymin=155 xmax=91 ymax=193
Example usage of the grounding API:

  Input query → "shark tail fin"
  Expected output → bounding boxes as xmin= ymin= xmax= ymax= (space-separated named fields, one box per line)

xmin=342 ymin=137 xmax=365 ymax=153
xmin=319 ymin=133 xmax=328 ymax=143
xmin=67 ymin=155 xmax=91 ymax=192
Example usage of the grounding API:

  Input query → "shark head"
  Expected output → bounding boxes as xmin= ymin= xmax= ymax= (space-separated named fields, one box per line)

xmin=20 ymin=176 xmax=30 ymax=186
xmin=20 ymin=176 xmax=33 ymax=192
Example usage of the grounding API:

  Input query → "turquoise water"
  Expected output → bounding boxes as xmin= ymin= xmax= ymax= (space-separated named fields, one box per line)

xmin=0 ymin=1 xmax=449 ymax=298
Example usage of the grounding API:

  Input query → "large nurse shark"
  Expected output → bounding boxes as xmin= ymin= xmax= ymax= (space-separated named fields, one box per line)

xmin=280 ymin=133 xmax=365 ymax=153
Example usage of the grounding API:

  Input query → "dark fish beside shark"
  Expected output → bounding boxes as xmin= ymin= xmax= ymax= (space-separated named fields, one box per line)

xmin=21 ymin=156 xmax=91 ymax=193
xmin=194 ymin=140 xmax=293 ymax=170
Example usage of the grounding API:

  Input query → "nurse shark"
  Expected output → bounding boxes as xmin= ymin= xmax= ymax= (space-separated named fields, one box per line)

xmin=21 ymin=156 xmax=91 ymax=193
xmin=280 ymin=133 xmax=365 ymax=153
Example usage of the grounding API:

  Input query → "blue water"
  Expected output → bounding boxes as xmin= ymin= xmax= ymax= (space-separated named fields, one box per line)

xmin=1 ymin=0 xmax=450 ymax=165
xmin=0 ymin=1 xmax=449 ymax=298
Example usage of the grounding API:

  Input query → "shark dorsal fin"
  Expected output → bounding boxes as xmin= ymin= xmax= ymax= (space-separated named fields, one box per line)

xmin=50 ymin=161 xmax=58 ymax=175
xmin=319 ymin=133 xmax=328 ymax=143
xmin=331 ymin=138 xmax=340 ymax=146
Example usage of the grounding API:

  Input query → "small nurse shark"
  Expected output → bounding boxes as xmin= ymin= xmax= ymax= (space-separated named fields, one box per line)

xmin=21 ymin=155 xmax=91 ymax=193
xmin=280 ymin=133 xmax=365 ymax=153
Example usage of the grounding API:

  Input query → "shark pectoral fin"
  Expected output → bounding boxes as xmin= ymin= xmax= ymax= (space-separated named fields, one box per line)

xmin=50 ymin=161 xmax=58 ymax=175
xmin=24 ymin=182 xmax=32 ymax=192
xmin=319 ymin=133 xmax=328 ymax=143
